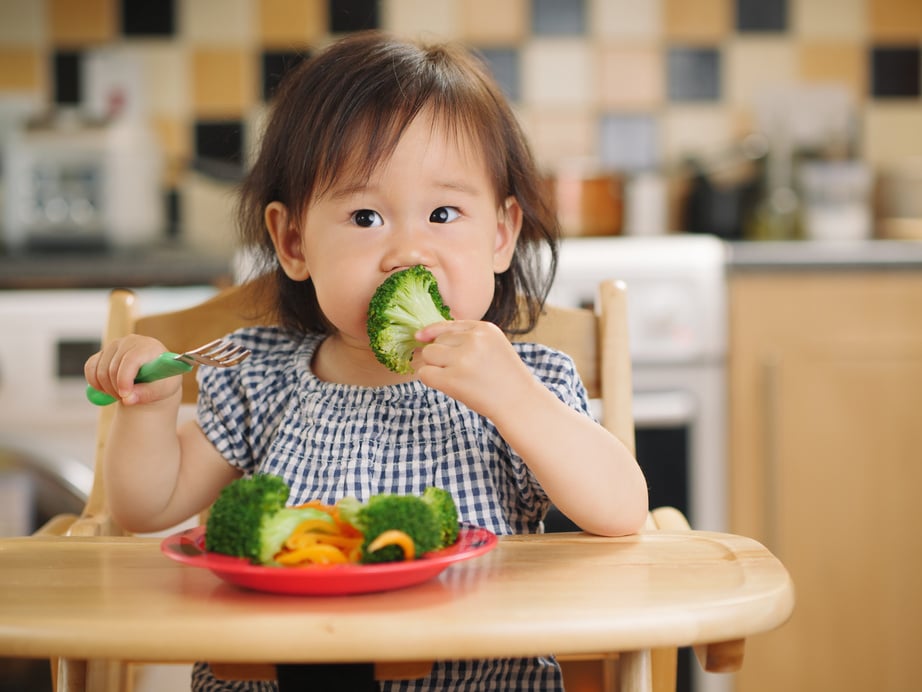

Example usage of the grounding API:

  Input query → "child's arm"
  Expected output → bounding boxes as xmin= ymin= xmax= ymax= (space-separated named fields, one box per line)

xmin=85 ymin=335 xmax=240 ymax=532
xmin=415 ymin=320 xmax=649 ymax=537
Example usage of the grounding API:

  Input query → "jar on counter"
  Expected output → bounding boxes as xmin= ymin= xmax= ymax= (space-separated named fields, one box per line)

xmin=545 ymin=160 xmax=623 ymax=237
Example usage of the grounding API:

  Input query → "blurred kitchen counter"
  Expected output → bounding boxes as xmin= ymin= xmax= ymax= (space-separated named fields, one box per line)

xmin=0 ymin=243 xmax=234 ymax=289
xmin=726 ymin=239 xmax=922 ymax=271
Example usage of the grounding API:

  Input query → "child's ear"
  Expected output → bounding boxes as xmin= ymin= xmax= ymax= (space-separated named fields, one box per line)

xmin=493 ymin=196 xmax=523 ymax=273
xmin=265 ymin=202 xmax=310 ymax=281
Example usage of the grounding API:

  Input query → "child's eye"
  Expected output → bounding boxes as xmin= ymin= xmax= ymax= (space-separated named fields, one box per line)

xmin=351 ymin=209 xmax=383 ymax=227
xmin=429 ymin=206 xmax=461 ymax=224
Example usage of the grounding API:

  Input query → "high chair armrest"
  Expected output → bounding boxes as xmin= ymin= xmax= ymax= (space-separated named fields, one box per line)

xmin=66 ymin=513 xmax=125 ymax=537
xmin=33 ymin=513 xmax=79 ymax=536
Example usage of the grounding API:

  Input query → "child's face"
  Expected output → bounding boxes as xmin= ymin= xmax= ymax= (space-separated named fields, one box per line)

xmin=268 ymin=109 xmax=522 ymax=355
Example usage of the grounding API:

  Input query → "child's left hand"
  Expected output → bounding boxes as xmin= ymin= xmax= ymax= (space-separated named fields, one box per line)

xmin=414 ymin=320 xmax=544 ymax=420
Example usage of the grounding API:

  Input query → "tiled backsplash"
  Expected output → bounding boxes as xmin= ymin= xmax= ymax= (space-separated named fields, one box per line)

xmin=1 ymin=0 xmax=920 ymax=238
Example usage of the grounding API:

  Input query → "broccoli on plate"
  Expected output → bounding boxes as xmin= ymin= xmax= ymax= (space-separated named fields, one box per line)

xmin=337 ymin=488 xmax=460 ymax=564
xmin=367 ymin=265 xmax=451 ymax=374
xmin=205 ymin=473 xmax=335 ymax=565
xmin=421 ymin=486 xmax=460 ymax=548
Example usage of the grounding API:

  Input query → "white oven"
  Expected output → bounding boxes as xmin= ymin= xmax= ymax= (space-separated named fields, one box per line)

xmin=0 ymin=285 xmax=217 ymax=535
xmin=544 ymin=235 xmax=730 ymax=692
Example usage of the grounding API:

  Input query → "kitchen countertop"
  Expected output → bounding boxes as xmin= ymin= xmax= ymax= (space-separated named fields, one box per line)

xmin=0 ymin=244 xmax=234 ymax=289
xmin=3 ymin=239 xmax=922 ymax=291
xmin=726 ymin=239 xmax=922 ymax=271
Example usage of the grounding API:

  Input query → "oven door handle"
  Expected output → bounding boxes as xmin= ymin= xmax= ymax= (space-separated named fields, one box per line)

xmin=632 ymin=390 xmax=697 ymax=428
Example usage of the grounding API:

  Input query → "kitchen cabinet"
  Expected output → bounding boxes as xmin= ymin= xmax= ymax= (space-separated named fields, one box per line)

xmin=728 ymin=270 xmax=922 ymax=692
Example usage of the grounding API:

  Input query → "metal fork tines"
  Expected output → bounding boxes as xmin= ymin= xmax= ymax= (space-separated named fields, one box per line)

xmin=178 ymin=339 xmax=251 ymax=368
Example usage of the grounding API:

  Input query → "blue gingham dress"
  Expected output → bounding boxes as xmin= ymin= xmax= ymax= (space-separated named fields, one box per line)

xmin=191 ymin=326 xmax=594 ymax=692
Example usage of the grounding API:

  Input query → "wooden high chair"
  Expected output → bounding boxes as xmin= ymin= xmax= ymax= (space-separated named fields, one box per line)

xmin=42 ymin=274 xmax=728 ymax=692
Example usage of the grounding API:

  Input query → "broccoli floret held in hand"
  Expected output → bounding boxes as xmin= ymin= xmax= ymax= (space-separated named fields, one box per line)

xmin=367 ymin=265 xmax=452 ymax=374
xmin=205 ymin=474 xmax=335 ymax=565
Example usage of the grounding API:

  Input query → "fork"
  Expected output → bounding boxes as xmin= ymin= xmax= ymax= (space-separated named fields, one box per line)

xmin=85 ymin=338 xmax=251 ymax=406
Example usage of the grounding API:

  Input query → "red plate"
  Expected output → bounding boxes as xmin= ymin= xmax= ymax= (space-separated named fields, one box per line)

xmin=161 ymin=524 xmax=497 ymax=596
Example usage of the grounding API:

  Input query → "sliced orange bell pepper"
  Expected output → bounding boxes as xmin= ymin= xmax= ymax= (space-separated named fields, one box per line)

xmin=275 ymin=543 xmax=349 ymax=566
xmin=366 ymin=530 xmax=415 ymax=560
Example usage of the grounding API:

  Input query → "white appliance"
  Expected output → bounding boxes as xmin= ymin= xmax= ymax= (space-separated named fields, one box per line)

xmin=2 ymin=115 xmax=165 ymax=250
xmin=0 ymin=286 xmax=217 ymax=514
xmin=547 ymin=234 xmax=729 ymax=692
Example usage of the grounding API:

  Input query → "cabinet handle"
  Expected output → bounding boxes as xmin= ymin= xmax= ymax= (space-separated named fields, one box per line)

xmin=760 ymin=355 xmax=781 ymax=555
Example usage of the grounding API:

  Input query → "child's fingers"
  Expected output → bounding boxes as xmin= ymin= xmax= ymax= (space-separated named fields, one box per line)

xmin=84 ymin=337 xmax=169 ymax=405
xmin=415 ymin=319 xmax=475 ymax=343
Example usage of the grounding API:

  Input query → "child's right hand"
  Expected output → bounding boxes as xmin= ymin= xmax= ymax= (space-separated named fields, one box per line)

xmin=84 ymin=335 xmax=180 ymax=406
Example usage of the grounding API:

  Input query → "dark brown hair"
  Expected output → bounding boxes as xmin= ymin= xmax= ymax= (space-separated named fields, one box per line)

xmin=238 ymin=31 xmax=558 ymax=335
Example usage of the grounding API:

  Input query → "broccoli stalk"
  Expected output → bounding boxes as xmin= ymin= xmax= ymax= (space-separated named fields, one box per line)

xmin=367 ymin=265 xmax=452 ymax=374
xmin=205 ymin=474 xmax=335 ymax=565
xmin=337 ymin=488 xmax=459 ymax=564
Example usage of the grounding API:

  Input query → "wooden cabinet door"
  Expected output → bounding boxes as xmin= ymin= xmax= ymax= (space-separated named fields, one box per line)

xmin=729 ymin=272 xmax=922 ymax=692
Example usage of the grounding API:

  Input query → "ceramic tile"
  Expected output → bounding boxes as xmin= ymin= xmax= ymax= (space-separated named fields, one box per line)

xmin=870 ymin=46 xmax=921 ymax=98
xmin=139 ymin=44 xmax=188 ymax=116
xmin=792 ymin=0 xmax=865 ymax=38
xmin=869 ymin=0 xmax=922 ymax=41
xmin=0 ymin=1 xmax=45 ymax=45
xmin=191 ymin=48 xmax=255 ymax=117
xmin=328 ymin=0 xmax=379 ymax=33
xmin=120 ymin=0 xmax=174 ymax=37
xmin=243 ymin=103 xmax=271 ymax=166
xmin=532 ymin=0 xmax=586 ymax=35
xmin=383 ymin=0 xmax=460 ymax=40
xmin=598 ymin=45 xmax=663 ymax=109
xmin=460 ymin=0 xmax=528 ymax=44
xmin=599 ymin=113 xmax=659 ymax=172
xmin=7 ymin=0 xmax=922 ymax=233
xmin=182 ymin=0 xmax=254 ymax=44
xmin=667 ymin=47 xmax=721 ymax=102
xmin=589 ymin=0 xmax=660 ymax=39
xmin=180 ymin=165 xmax=241 ymax=254
xmin=0 ymin=48 xmax=41 ymax=90
xmin=798 ymin=41 xmax=865 ymax=102
xmin=194 ymin=119 xmax=245 ymax=167
xmin=262 ymin=50 xmax=308 ymax=100
xmin=663 ymin=0 xmax=729 ymax=41
xmin=517 ymin=108 xmax=596 ymax=169
xmin=863 ymin=103 xmax=922 ymax=164
xmin=53 ymin=50 xmax=81 ymax=105
xmin=478 ymin=48 xmax=520 ymax=102
xmin=258 ymin=0 xmax=327 ymax=46
xmin=50 ymin=0 xmax=116 ymax=45
xmin=152 ymin=114 xmax=190 ymax=186
xmin=661 ymin=105 xmax=737 ymax=160
xmin=521 ymin=39 xmax=593 ymax=106
xmin=736 ymin=0 xmax=787 ymax=32
xmin=725 ymin=38 xmax=797 ymax=106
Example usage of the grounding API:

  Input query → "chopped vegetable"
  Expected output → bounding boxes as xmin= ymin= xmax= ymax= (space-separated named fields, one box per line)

xmin=205 ymin=474 xmax=335 ymax=564
xmin=206 ymin=474 xmax=461 ymax=567
xmin=421 ymin=486 xmax=460 ymax=548
xmin=337 ymin=493 xmax=443 ymax=564
xmin=367 ymin=529 xmax=416 ymax=560
xmin=367 ymin=265 xmax=451 ymax=374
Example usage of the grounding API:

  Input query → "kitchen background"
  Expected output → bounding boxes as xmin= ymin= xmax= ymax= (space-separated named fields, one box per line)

xmin=1 ymin=2 xmax=922 ymax=692
xmin=0 ymin=0 xmax=920 ymax=252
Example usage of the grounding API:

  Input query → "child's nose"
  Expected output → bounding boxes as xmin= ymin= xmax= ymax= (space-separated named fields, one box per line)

xmin=382 ymin=223 xmax=434 ymax=271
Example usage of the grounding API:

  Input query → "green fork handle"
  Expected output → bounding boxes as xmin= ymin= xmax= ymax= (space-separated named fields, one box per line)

xmin=85 ymin=352 xmax=193 ymax=406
